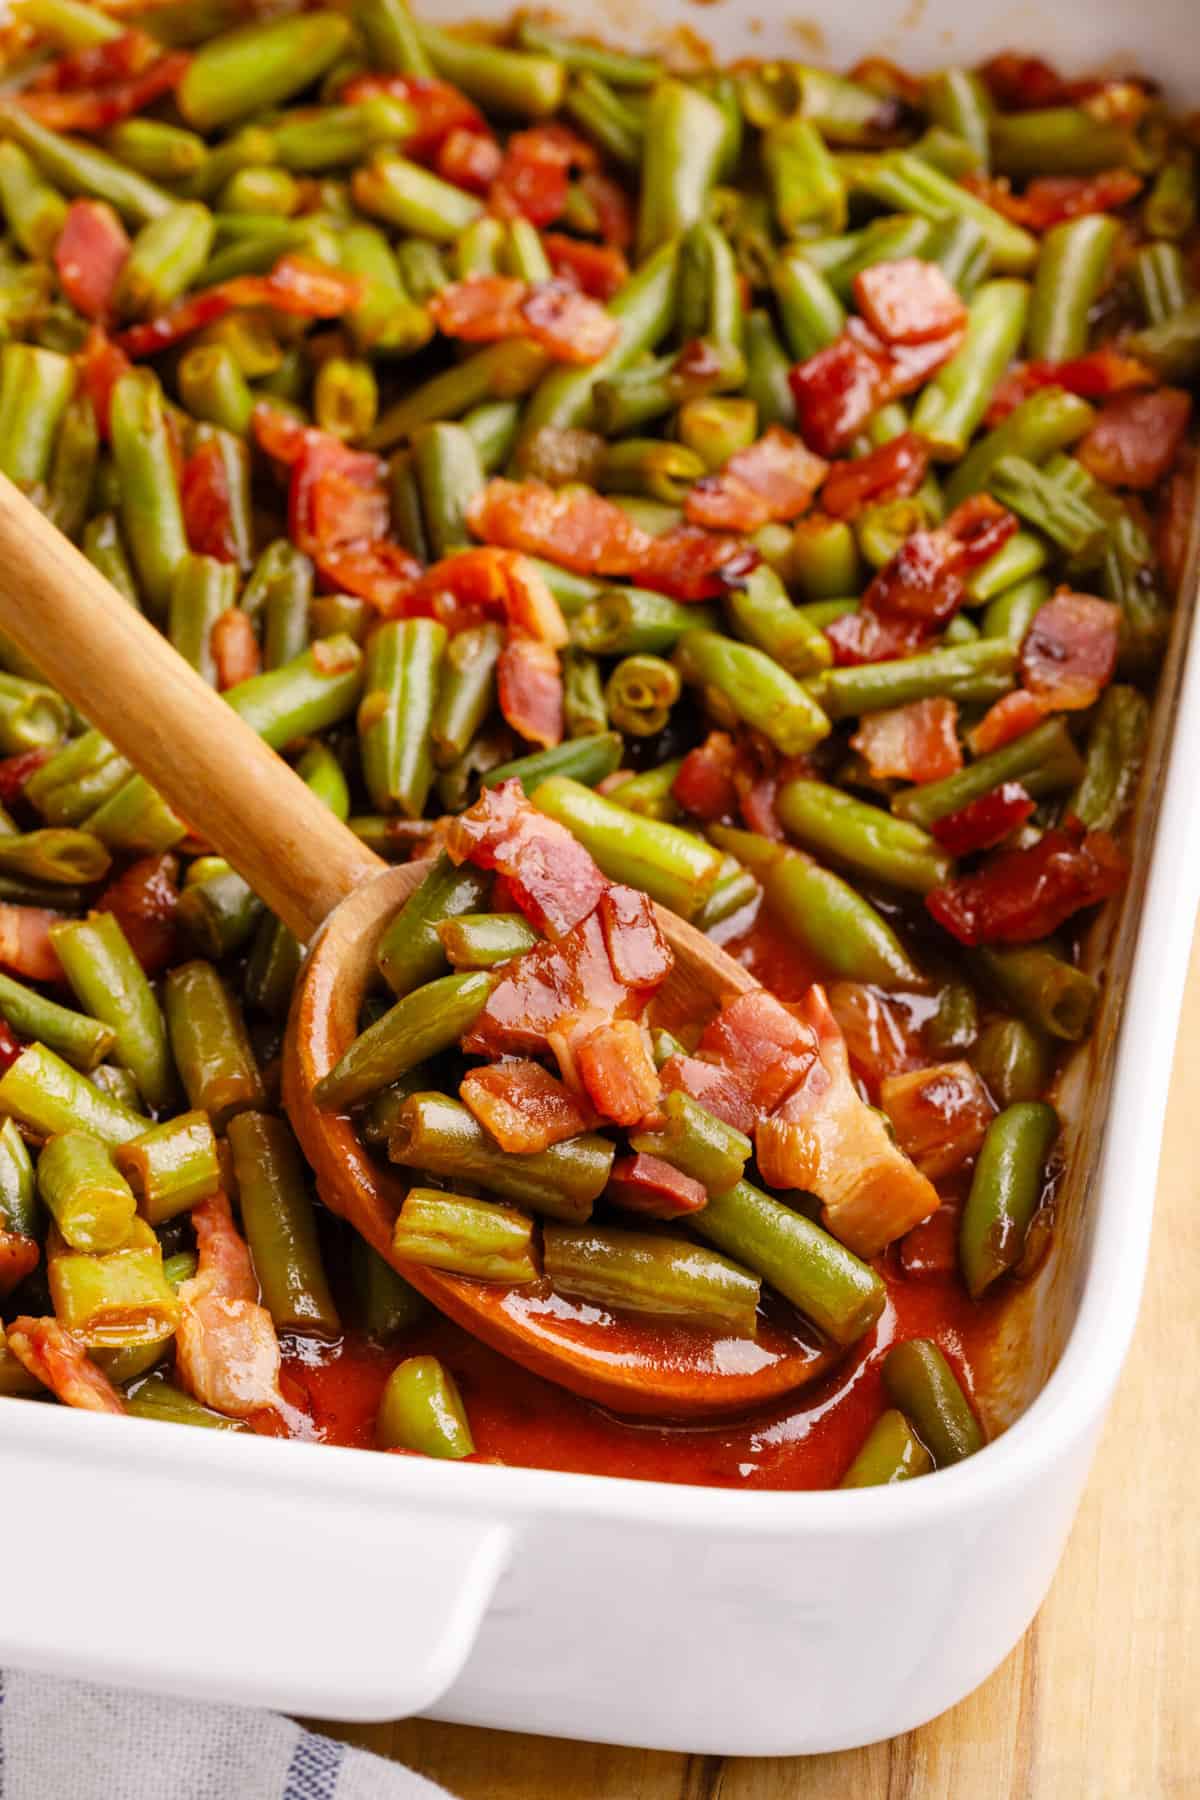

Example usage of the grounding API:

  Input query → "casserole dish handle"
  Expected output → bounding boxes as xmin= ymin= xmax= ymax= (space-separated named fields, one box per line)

xmin=0 ymin=1424 xmax=511 ymax=1721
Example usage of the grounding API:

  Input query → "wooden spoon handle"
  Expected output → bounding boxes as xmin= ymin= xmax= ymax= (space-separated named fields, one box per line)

xmin=0 ymin=474 xmax=381 ymax=941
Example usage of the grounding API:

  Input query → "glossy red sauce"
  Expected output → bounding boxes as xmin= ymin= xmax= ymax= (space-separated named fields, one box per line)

xmin=284 ymin=914 xmax=1006 ymax=1490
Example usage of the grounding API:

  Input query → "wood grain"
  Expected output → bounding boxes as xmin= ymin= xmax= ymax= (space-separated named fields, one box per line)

xmin=326 ymin=918 xmax=1200 ymax=1800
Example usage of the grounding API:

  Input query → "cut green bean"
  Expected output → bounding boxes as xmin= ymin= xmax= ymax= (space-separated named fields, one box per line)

xmin=317 ymin=970 xmax=496 ymax=1110
xmin=164 ymin=961 xmax=264 ymax=1130
xmin=390 ymin=1090 xmax=612 ymax=1222
xmin=674 ymin=628 xmax=831 ymax=755
xmin=375 ymin=1353 xmax=474 ymax=1457
xmin=228 ymin=1111 xmax=340 ymax=1335
xmin=892 ymin=717 xmax=1085 ymax=827
xmin=392 ymin=1186 xmax=538 ymax=1283
xmin=115 ymin=1111 xmax=221 ymax=1227
xmin=776 ymin=778 xmax=952 ymax=894
xmin=840 ymin=1408 xmax=934 ymax=1486
xmin=36 ymin=1129 xmax=137 ymax=1253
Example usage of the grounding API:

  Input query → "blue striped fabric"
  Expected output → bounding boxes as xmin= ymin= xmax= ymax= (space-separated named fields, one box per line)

xmin=282 ymin=1728 xmax=345 ymax=1800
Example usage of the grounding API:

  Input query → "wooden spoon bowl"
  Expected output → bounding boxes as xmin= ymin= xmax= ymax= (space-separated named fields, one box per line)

xmin=0 ymin=474 xmax=843 ymax=1418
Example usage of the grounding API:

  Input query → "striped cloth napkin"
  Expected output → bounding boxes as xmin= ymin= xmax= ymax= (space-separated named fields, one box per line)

xmin=0 ymin=1670 xmax=454 ymax=1799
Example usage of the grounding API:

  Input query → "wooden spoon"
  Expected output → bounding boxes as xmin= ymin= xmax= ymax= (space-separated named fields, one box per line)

xmin=0 ymin=476 xmax=840 ymax=1416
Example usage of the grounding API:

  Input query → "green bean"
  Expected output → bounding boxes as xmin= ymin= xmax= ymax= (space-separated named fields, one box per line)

xmin=772 ymin=246 xmax=846 ymax=359
xmin=677 ymin=396 xmax=758 ymax=472
xmin=83 ymin=773 xmax=186 ymax=856
xmin=437 ymin=912 xmax=539 ymax=970
xmin=764 ymin=115 xmax=845 ymax=234
xmin=924 ymin=68 xmax=992 ymax=170
xmin=1131 ymin=241 xmax=1190 ymax=328
xmin=0 ymin=343 xmax=74 ymax=489
xmin=636 ymin=79 xmax=727 ymax=256
xmin=430 ymin=622 xmax=504 ymax=768
xmin=225 ymin=636 xmax=364 ymax=748
xmin=722 ymin=563 xmax=833 ymax=678
xmin=990 ymin=108 xmax=1141 ymax=178
xmin=562 ymin=649 xmax=608 ymax=739
xmin=0 ymin=827 xmax=109 ymax=885
xmin=573 ymin=589 xmax=713 ymax=658
xmin=596 ymin=438 xmax=705 ymax=505
xmin=0 ymin=1113 xmax=36 ymax=1240
xmin=604 ymin=654 xmax=681 ymax=737
xmin=375 ymin=1353 xmax=474 ymax=1457
xmin=461 ymin=398 xmax=521 ymax=474
xmin=105 ymin=118 xmax=208 ymax=183
xmin=43 ymin=394 xmax=98 ymax=544
xmin=564 ymin=72 xmax=643 ymax=167
xmin=376 ymin=852 xmax=491 ymax=997
xmin=882 ymin=1338 xmax=983 ymax=1466
xmin=530 ymin=775 xmax=725 ymax=919
xmin=0 ymin=673 xmax=69 ymax=755
xmin=826 ymin=215 xmax=937 ymax=299
xmin=416 ymin=21 xmax=564 ymax=116
xmin=693 ymin=1179 xmax=885 ymax=1347
xmin=353 ymin=148 xmax=482 ymax=239
xmin=692 ymin=857 xmax=760 ymax=931
xmin=514 ymin=19 xmax=659 ymax=85
xmin=842 ymin=150 xmax=1036 ymax=273
xmin=1070 ymin=684 xmax=1149 ymax=833
xmin=126 ymin=1372 xmax=247 ymax=1431
xmin=370 ymin=339 xmax=548 ymax=450
xmin=972 ymin=942 xmax=1098 ymax=1042
xmin=743 ymin=308 xmax=797 ymax=430
xmin=964 ymin=529 xmax=1048 ymax=604
xmin=114 ymin=1112 xmax=220 ymax=1228
xmin=960 ymin=1101 xmax=1058 ymax=1299
xmin=483 ymin=731 xmax=623 ymax=795
xmin=0 ymin=109 xmax=173 ymax=224
xmin=390 ymin=1090 xmax=612 ymax=1222
xmin=674 ymin=628 xmax=831 ymax=755
xmin=630 ymin=1090 xmax=751 ymax=1194
xmin=25 ymin=731 xmax=128 ymax=826
xmin=776 ymin=778 xmax=951 ymax=894
xmin=317 ymin=970 xmax=494 ymax=1110
xmin=117 ymin=202 xmax=214 ymax=321
xmin=36 ymin=1130 xmax=136 ymax=1253
xmin=177 ymin=11 xmax=352 ymax=132
xmin=945 ymin=387 xmax=1096 ymax=509
xmin=108 ymin=369 xmax=188 ymax=620
xmin=592 ymin=339 xmax=745 ymax=436
xmin=911 ymin=124 xmax=984 ymax=179
xmin=840 ymin=1409 xmax=934 ymax=1487
xmin=0 ymin=140 xmax=67 ymax=258
xmin=349 ymin=1233 xmax=427 ymax=1337
xmin=910 ymin=280 xmax=1030 ymax=459
xmin=358 ymin=618 xmax=445 ymax=818
xmin=168 ymin=553 xmax=236 ymax=686
xmin=454 ymin=215 xmax=505 ymax=278
xmin=1026 ymin=213 xmax=1121 ymax=365
xmin=543 ymin=1221 xmax=760 ymax=1335
xmin=228 ymin=1111 xmax=339 ymax=1335
xmin=710 ymin=824 xmax=923 ymax=987
xmin=606 ymin=760 xmax=682 ymax=821
xmin=412 ymin=422 xmax=484 ymax=559
xmin=925 ymin=214 xmax=992 ymax=298
xmin=970 ymin=1017 xmax=1052 ymax=1108
xmin=1145 ymin=149 xmax=1197 ymax=240
xmin=339 ymin=223 xmax=431 ymax=357
xmin=177 ymin=859 xmax=263 ymax=960
xmin=0 ymin=967 xmax=113 ymax=1075
xmin=313 ymin=355 xmax=378 ymax=442
xmin=164 ymin=962 xmax=264 ymax=1130
xmin=892 ymin=717 xmax=1084 ymax=827
xmin=392 ymin=1186 xmax=538 ymax=1283
xmin=82 ymin=515 xmax=140 ymax=611
xmin=0 ymin=1042 xmax=147 ymax=1147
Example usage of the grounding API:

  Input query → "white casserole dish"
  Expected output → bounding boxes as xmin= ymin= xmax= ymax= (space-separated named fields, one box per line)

xmin=2 ymin=0 xmax=1199 ymax=1756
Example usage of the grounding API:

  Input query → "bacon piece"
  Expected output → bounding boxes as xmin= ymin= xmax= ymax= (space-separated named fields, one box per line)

xmin=756 ymin=986 xmax=939 ymax=1258
xmin=319 ymin=541 xmax=422 ymax=613
xmin=926 ymin=828 xmax=1128 ymax=946
xmin=211 ymin=608 xmax=261 ymax=690
xmin=879 ymin=1061 xmax=994 ymax=1180
xmin=29 ymin=28 xmax=156 ymax=91
xmin=407 ymin=547 xmax=567 ymax=645
xmin=578 ymin=170 xmax=634 ymax=249
xmin=436 ymin=126 xmax=503 ymax=193
xmin=180 ymin=437 xmax=240 ymax=564
xmin=176 ymin=1193 xmax=293 ymax=1424
xmin=634 ymin=526 xmax=760 ymax=601
xmin=985 ymin=349 xmax=1154 ymax=423
xmin=931 ymin=782 xmax=1036 ymax=856
xmin=464 ymin=913 xmax=626 ymax=1057
xmin=428 ymin=274 xmax=617 ymax=362
xmin=685 ymin=426 xmax=829 ymax=533
xmin=497 ymin=635 xmax=562 ymax=748
xmin=697 ymin=988 xmax=820 ymax=1115
xmin=826 ymin=981 xmax=923 ymax=1089
xmin=827 ymin=493 xmax=1016 ymax=664
xmin=853 ymin=258 xmax=968 ymax=346
xmin=5 ymin=1317 xmax=125 ymax=1413
xmin=658 ymin=1053 xmax=759 ymax=1136
xmin=966 ymin=688 xmax=1050 ymax=756
xmin=672 ymin=732 xmax=739 ymax=822
xmin=19 ymin=44 xmax=188 ymax=131
xmin=1158 ymin=443 xmax=1198 ymax=598
xmin=978 ymin=53 xmax=1070 ymax=110
xmin=489 ymin=123 xmax=596 ymax=226
xmin=598 ymin=884 xmax=671 ymax=988
xmin=429 ymin=273 xmax=527 ymax=340
xmin=117 ymin=254 xmax=362 ymax=358
xmin=607 ymin=1152 xmax=708 ymax=1219
xmin=819 ymin=433 xmax=930 ymax=520
xmin=0 ymin=1228 xmax=38 ymax=1294
xmin=851 ymin=697 xmax=962 ymax=784
xmin=0 ymin=904 xmax=64 ymax=983
xmin=460 ymin=1058 xmax=591 ymax=1152
xmin=574 ymin=1017 xmax=661 ymax=1126
xmin=341 ymin=72 xmax=485 ymax=154
xmin=1019 ymin=590 xmax=1119 ymax=710
xmin=77 ymin=326 xmax=131 ymax=439
xmin=541 ymin=233 xmax=629 ymax=300
xmin=96 ymin=852 xmax=180 ymax=975
xmin=0 ymin=747 xmax=53 ymax=806
xmin=447 ymin=778 xmax=607 ymax=938
xmin=54 ymin=199 xmax=129 ymax=323
xmin=1076 ymin=388 xmax=1193 ymax=490
xmin=789 ymin=317 xmax=964 ymax=457
xmin=898 ymin=1200 xmax=961 ymax=1280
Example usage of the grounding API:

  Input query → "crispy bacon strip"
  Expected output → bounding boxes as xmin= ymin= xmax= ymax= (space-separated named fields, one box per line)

xmin=407 ymin=547 xmax=568 ymax=645
xmin=429 ymin=274 xmax=619 ymax=362
xmin=436 ymin=126 xmax=503 ymax=193
xmin=0 ymin=1230 xmax=39 ymax=1296
xmin=77 ymin=326 xmax=132 ymax=439
xmin=1018 ymin=590 xmax=1120 ymax=709
xmin=931 ymin=783 xmax=1036 ymax=856
xmin=756 ymin=986 xmax=939 ymax=1258
xmin=826 ymin=981 xmax=923 ymax=1089
xmin=176 ymin=1193 xmax=294 ymax=1424
xmin=0 ymin=904 xmax=64 ymax=983
xmin=607 ymin=1152 xmax=708 ymax=1219
xmin=963 ymin=169 xmax=1142 ymax=231
xmin=879 ymin=1062 xmax=994 ymax=1181
xmin=853 ymin=258 xmax=967 ymax=346
xmin=672 ymin=732 xmax=739 ymax=822
xmin=985 ymin=349 xmax=1154 ymax=423
xmin=966 ymin=688 xmax=1050 ymax=756
xmin=341 ymin=71 xmax=485 ymax=153
xmin=117 ymin=256 xmax=364 ymax=358
xmin=460 ymin=1059 xmax=591 ymax=1152
xmin=541 ymin=233 xmax=629 ymax=300
xmin=926 ymin=828 xmax=1127 ymax=946
xmin=211 ymin=608 xmax=261 ymax=690
xmin=497 ymin=635 xmax=563 ymax=748
xmin=446 ymin=777 xmax=608 ymax=937
xmin=488 ymin=123 xmax=596 ymax=225
xmin=789 ymin=317 xmax=964 ymax=456
xmin=850 ymin=697 xmax=962 ymax=783
xmin=697 ymin=988 xmax=820 ymax=1116
xmin=180 ymin=437 xmax=241 ymax=565
xmin=574 ymin=1017 xmax=661 ymax=1126
xmin=685 ymin=426 xmax=829 ymax=533
xmin=1076 ymin=388 xmax=1193 ymax=490
xmin=598 ymin=884 xmax=671 ymax=986
xmin=19 ymin=42 xmax=188 ymax=131
xmin=819 ymin=432 xmax=930 ymax=520
xmin=54 ymin=199 xmax=129 ymax=324
xmin=6 ymin=1317 xmax=124 ymax=1413
xmin=96 ymin=853 xmax=180 ymax=975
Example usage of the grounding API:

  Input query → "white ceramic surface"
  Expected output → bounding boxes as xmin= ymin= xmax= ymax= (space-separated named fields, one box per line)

xmin=1 ymin=0 xmax=1199 ymax=1754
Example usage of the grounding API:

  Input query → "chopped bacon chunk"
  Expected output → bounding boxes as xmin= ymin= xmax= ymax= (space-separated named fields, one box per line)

xmin=54 ymin=199 xmax=129 ymax=324
xmin=853 ymin=258 xmax=968 ymax=346
xmin=966 ymin=688 xmax=1050 ymax=756
xmin=77 ymin=326 xmax=131 ymax=439
xmin=964 ymin=168 xmax=1142 ymax=232
xmin=1076 ymin=388 xmax=1193 ymax=490
xmin=574 ymin=1017 xmax=661 ymax=1126
xmin=985 ymin=350 xmax=1154 ymax=424
xmin=29 ymin=28 xmax=156 ymax=91
xmin=1019 ymin=591 xmax=1119 ymax=710
xmin=429 ymin=274 xmax=618 ymax=362
xmin=497 ymin=635 xmax=563 ymax=748
xmin=672 ymin=732 xmax=739 ymax=822
xmin=756 ymin=986 xmax=939 ymax=1258
xmin=447 ymin=778 xmax=607 ymax=938
xmin=489 ymin=123 xmax=596 ymax=226
xmin=176 ymin=1193 xmax=295 ymax=1424
xmin=850 ymin=697 xmax=962 ymax=784
xmin=211 ymin=608 xmax=261 ymax=690
xmin=826 ymin=981 xmax=923 ymax=1089
xmin=658 ymin=1053 xmax=759 ymax=1136
xmin=819 ymin=433 xmax=930 ymax=520
xmin=96 ymin=853 xmax=180 ymax=975
xmin=117 ymin=255 xmax=362 ymax=358
xmin=978 ymin=53 xmax=1070 ymax=110
xmin=926 ymin=828 xmax=1128 ymax=946
xmin=607 ymin=1152 xmax=708 ymax=1219
xmin=436 ymin=126 xmax=503 ymax=193
xmin=879 ymin=1061 xmax=994 ymax=1180
xmin=0 ymin=904 xmax=64 ymax=983
xmin=686 ymin=426 xmax=829 ymax=533
xmin=0 ymin=748 xmax=53 ymax=807
xmin=0 ymin=1229 xmax=38 ymax=1295
xmin=19 ymin=41 xmax=188 ymax=131
xmin=6 ymin=1317 xmax=125 ymax=1413
xmin=464 ymin=916 xmax=622 ymax=1057
xmin=634 ymin=526 xmax=760 ymax=601
xmin=578 ymin=170 xmax=635 ymax=249
xmin=180 ymin=437 xmax=241 ymax=565
xmin=541 ymin=233 xmax=629 ymax=300
xmin=407 ymin=546 xmax=567 ymax=645
xmin=598 ymin=884 xmax=672 ymax=988
xmin=697 ymin=988 xmax=820 ymax=1115
xmin=789 ymin=317 xmax=964 ymax=457
xmin=827 ymin=494 xmax=1016 ymax=664
xmin=931 ymin=782 xmax=1036 ymax=856
xmin=898 ymin=1199 xmax=961 ymax=1280
xmin=1158 ymin=443 xmax=1198 ymax=597
xmin=341 ymin=72 xmax=485 ymax=154
xmin=460 ymin=1058 xmax=591 ymax=1152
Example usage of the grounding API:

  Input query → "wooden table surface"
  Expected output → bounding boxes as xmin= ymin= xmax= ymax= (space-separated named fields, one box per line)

xmin=329 ymin=924 xmax=1200 ymax=1800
